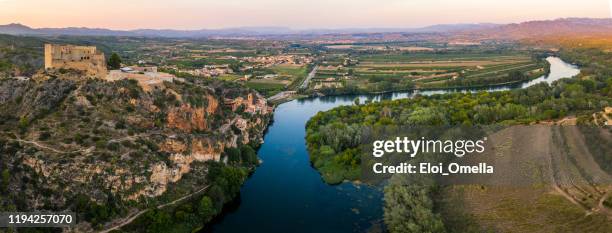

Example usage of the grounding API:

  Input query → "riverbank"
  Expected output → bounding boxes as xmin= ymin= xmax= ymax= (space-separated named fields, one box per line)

xmin=272 ymin=58 xmax=557 ymax=103
xmin=303 ymin=55 xmax=612 ymax=233
xmin=305 ymin=57 xmax=579 ymax=185
xmin=204 ymin=56 xmax=583 ymax=233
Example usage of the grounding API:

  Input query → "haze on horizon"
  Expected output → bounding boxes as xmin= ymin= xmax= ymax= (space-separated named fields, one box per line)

xmin=0 ymin=0 xmax=610 ymax=30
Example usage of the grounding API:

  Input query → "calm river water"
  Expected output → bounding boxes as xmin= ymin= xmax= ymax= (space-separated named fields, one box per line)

xmin=204 ymin=57 xmax=580 ymax=233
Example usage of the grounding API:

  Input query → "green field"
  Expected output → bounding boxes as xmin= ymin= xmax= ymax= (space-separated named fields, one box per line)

xmin=310 ymin=51 xmax=546 ymax=93
xmin=270 ymin=64 xmax=308 ymax=89
xmin=246 ymin=81 xmax=286 ymax=97
xmin=357 ymin=52 xmax=526 ymax=62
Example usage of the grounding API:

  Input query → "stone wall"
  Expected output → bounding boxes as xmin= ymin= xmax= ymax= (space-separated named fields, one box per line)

xmin=44 ymin=44 xmax=108 ymax=78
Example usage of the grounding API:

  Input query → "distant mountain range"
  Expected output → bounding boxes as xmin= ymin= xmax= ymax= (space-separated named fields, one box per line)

xmin=0 ymin=18 xmax=610 ymax=38
xmin=0 ymin=23 xmax=500 ymax=38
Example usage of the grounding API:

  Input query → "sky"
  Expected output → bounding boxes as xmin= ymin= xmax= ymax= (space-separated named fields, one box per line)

xmin=0 ymin=0 xmax=610 ymax=30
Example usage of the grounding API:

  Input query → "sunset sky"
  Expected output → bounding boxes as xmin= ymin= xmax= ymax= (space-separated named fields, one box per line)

xmin=0 ymin=0 xmax=610 ymax=29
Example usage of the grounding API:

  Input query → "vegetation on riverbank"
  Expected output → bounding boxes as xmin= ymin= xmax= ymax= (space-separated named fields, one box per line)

xmin=305 ymin=44 xmax=611 ymax=232
xmin=306 ymin=76 xmax=609 ymax=183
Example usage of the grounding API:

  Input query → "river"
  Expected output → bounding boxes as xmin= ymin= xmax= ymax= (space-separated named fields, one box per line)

xmin=204 ymin=57 xmax=580 ymax=233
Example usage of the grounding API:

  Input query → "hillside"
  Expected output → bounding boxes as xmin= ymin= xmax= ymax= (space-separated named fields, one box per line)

xmin=0 ymin=76 xmax=272 ymax=231
xmin=0 ymin=34 xmax=44 ymax=78
xmin=1 ymin=18 xmax=610 ymax=41
xmin=461 ymin=18 xmax=612 ymax=40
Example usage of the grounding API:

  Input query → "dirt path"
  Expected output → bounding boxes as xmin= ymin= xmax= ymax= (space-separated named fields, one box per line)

xmin=98 ymin=185 xmax=210 ymax=233
xmin=15 ymin=139 xmax=67 ymax=153
xmin=107 ymin=132 xmax=156 ymax=143
xmin=12 ymin=138 xmax=93 ymax=154
xmin=547 ymin=127 xmax=612 ymax=217
xmin=98 ymin=209 xmax=148 ymax=233
xmin=11 ymin=134 xmax=216 ymax=232
xmin=596 ymin=191 xmax=612 ymax=217
xmin=158 ymin=185 xmax=210 ymax=209
xmin=551 ymin=183 xmax=589 ymax=211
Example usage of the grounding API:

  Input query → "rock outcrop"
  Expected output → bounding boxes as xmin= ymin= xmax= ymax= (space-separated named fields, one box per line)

xmin=0 ymin=77 xmax=272 ymax=222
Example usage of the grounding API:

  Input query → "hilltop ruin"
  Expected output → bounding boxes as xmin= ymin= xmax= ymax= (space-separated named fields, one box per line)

xmin=44 ymin=44 xmax=107 ymax=78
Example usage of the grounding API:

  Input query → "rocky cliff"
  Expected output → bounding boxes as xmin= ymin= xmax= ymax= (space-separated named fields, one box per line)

xmin=0 ymin=76 xmax=271 ymax=230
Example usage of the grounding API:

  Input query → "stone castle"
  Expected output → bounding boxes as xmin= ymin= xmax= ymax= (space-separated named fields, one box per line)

xmin=44 ymin=44 xmax=107 ymax=78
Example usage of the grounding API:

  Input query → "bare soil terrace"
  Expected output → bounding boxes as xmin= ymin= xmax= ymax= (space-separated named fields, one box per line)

xmin=440 ymin=125 xmax=612 ymax=232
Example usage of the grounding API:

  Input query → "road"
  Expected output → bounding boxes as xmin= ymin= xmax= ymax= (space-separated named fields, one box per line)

xmin=267 ymin=65 xmax=317 ymax=102
xmin=300 ymin=65 xmax=318 ymax=89
xmin=267 ymin=91 xmax=297 ymax=102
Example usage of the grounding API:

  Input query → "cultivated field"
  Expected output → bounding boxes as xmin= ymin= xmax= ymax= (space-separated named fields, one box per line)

xmin=246 ymin=64 xmax=308 ymax=96
xmin=311 ymin=51 xmax=546 ymax=92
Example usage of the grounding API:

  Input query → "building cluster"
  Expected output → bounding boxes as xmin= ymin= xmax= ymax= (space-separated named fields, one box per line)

xmin=257 ymin=74 xmax=278 ymax=79
xmin=180 ymin=64 xmax=234 ymax=77
xmin=240 ymin=55 xmax=313 ymax=67
xmin=224 ymin=93 xmax=272 ymax=115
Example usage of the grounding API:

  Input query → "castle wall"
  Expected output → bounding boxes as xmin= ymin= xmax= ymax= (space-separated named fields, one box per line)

xmin=44 ymin=44 xmax=53 ymax=70
xmin=44 ymin=44 xmax=108 ymax=78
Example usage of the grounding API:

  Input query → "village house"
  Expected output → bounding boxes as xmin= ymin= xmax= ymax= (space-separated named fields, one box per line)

xmin=224 ymin=93 xmax=272 ymax=115
xmin=180 ymin=64 xmax=234 ymax=78
xmin=241 ymin=55 xmax=313 ymax=67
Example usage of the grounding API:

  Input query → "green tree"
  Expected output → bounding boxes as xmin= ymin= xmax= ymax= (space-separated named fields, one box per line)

xmin=18 ymin=115 xmax=28 ymax=129
xmin=229 ymin=63 xmax=242 ymax=72
xmin=225 ymin=147 xmax=241 ymax=164
xmin=142 ymin=209 xmax=171 ymax=233
xmin=240 ymin=145 xmax=258 ymax=166
xmin=406 ymin=107 xmax=446 ymax=125
xmin=384 ymin=183 xmax=445 ymax=233
xmin=197 ymin=196 xmax=216 ymax=221
xmin=1 ymin=169 xmax=9 ymax=193
xmin=207 ymin=185 xmax=225 ymax=211
xmin=108 ymin=53 xmax=122 ymax=69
